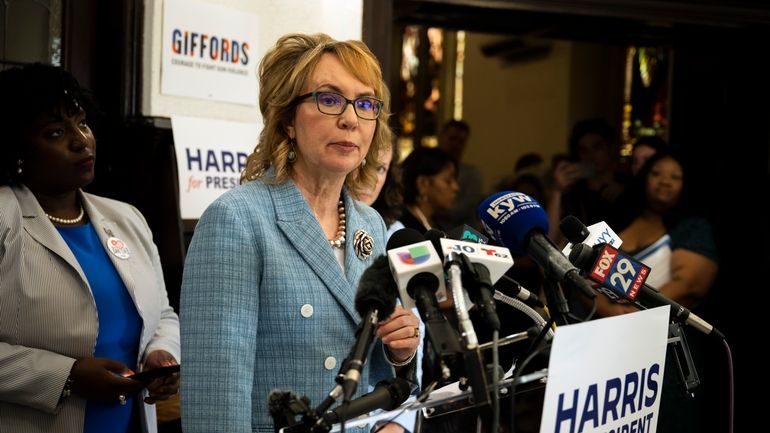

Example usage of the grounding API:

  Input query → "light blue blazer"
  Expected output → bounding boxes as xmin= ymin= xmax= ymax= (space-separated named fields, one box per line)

xmin=0 ymin=185 xmax=181 ymax=433
xmin=180 ymin=179 xmax=393 ymax=433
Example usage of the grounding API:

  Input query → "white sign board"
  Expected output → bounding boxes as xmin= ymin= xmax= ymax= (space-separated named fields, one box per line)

xmin=540 ymin=306 xmax=670 ymax=433
xmin=161 ymin=0 xmax=259 ymax=105
xmin=171 ymin=115 xmax=258 ymax=219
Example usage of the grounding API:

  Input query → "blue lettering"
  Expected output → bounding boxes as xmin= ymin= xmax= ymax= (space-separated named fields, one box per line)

xmin=621 ymin=371 xmax=639 ymax=417
xmin=238 ymin=152 xmax=248 ymax=173
xmin=172 ymin=29 xmax=182 ymax=54
xmin=602 ymin=377 xmax=622 ymax=424
xmin=186 ymin=148 xmax=203 ymax=171
xmin=222 ymin=38 xmax=230 ymax=62
xmin=644 ymin=363 xmax=660 ymax=408
xmin=205 ymin=150 xmax=220 ymax=171
xmin=210 ymin=37 xmax=219 ymax=60
xmin=190 ymin=32 xmax=198 ymax=57
xmin=642 ymin=413 xmax=654 ymax=432
xmin=200 ymin=34 xmax=208 ymax=58
xmin=578 ymin=384 xmax=598 ymax=433
xmin=555 ymin=389 xmax=579 ymax=433
xmin=597 ymin=227 xmax=612 ymax=243
xmin=241 ymin=42 xmax=249 ymax=65
xmin=221 ymin=151 xmax=235 ymax=172
xmin=231 ymin=41 xmax=240 ymax=63
xmin=637 ymin=368 xmax=646 ymax=411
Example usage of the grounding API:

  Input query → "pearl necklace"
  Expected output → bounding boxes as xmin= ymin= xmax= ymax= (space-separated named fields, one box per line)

xmin=329 ymin=198 xmax=346 ymax=248
xmin=46 ymin=206 xmax=85 ymax=225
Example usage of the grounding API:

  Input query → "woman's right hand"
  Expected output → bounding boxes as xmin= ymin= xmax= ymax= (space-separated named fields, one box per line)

xmin=69 ymin=358 xmax=146 ymax=402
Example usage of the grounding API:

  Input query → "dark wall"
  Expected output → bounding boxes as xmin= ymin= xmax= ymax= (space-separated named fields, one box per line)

xmin=64 ymin=0 xmax=186 ymax=311
xmin=670 ymin=31 xmax=769 ymax=431
xmin=368 ymin=1 xmax=770 ymax=431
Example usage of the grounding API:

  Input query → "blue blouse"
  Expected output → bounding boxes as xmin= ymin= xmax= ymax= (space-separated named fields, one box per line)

xmin=57 ymin=221 xmax=143 ymax=433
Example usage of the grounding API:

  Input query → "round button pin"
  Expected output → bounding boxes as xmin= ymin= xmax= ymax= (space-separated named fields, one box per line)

xmin=106 ymin=237 xmax=130 ymax=259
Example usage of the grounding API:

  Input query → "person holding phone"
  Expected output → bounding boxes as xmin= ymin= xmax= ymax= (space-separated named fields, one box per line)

xmin=180 ymin=33 xmax=420 ymax=433
xmin=546 ymin=118 xmax=630 ymax=244
xmin=0 ymin=64 xmax=180 ymax=433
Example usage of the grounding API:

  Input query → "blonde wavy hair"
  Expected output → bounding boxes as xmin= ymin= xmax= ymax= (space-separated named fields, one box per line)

xmin=241 ymin=33 xmax=392 ymax=197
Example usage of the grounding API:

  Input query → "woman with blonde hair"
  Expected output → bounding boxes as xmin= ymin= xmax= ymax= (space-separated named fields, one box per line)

xmin=180 ymin=33 xmax=419 ymax=433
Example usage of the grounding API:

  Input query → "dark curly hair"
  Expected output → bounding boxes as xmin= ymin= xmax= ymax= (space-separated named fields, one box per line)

xmin=400 ymin=147 xmax=457 ymax=205
xmin=627 ymin=149 xmax=694 ymax=229
xmin=568 ymin=118 xmax=615 ymax=160
xmin=0 ymin=63 xmax=97 ymax=186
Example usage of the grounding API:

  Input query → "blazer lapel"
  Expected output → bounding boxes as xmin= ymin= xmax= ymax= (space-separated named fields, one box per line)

xmin=13 ymin=186 xmax=89 ymax=285
xmin=81 ymin=193 xmax=140 ymax=302
xmin=272 ymin=181 xmax=359 ymax=322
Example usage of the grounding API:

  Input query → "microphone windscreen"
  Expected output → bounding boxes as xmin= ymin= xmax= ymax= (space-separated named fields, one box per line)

xmin=355 ymin=255 xmax=398 ymax=320
xmin=568 ymin=243 xmax=596 ymax=270
xmin=387 ymin=228 xmax=425 ymax=250
xmin=382 ymin=377 xmax=412 ymax=410
xmin=477 ymin=191 xmax=549 ymax=254
xmin=424 ymin=228 xmax=446 ymax=257
xmin=560 ymin=215 xmax=589 ymax=244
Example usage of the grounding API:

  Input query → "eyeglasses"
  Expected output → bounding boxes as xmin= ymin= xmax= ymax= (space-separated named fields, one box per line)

xmin=293 ymin=91 xmax=383 ymax=120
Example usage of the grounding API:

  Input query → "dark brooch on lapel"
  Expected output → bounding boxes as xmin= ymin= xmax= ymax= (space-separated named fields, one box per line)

xmin=353 ymin=229 xmax=373 ymax=260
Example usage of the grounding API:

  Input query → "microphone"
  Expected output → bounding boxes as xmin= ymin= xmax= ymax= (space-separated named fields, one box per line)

xmin=323 ymin=377 xmax=412 ymax=425
xmin=570 ymin=242 xmax=725 ymax=340
xmin=436 ymin=237 xmax=513 ymax=331
xmin=268 ymin=389 xmax=312 ymax=432
xmin=477 ymin=191 xmax=596 ymax=300
xmin=341 ymin=255 xmax=399 ymax=402
xmin=386 ymin=228 xmax=462 ymax=380
xmin=386 ymin=228 xmax=448 ymax=311
xmin=560 ymin=215 xmax=589 ymax=244
xmin=446 ymin=224 xmax=489 ymax=244
xmin=559 ymin=215 xmax=623 ymax=258
xmin=437 ymin=226 xmax=543 ymax=308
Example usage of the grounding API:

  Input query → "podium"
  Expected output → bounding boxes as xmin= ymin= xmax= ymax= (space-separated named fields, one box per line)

xmin=281 ymin=368 xmax=548 ymax=433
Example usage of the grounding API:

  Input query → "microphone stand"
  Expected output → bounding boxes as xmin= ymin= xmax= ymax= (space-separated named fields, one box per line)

xmin=444 ymin=251 xmax=493 ymax=431
xmin=541 ymin=277 xmax=571 ymax=326
xmin=668 ymin=322 xmax=700 ymax=396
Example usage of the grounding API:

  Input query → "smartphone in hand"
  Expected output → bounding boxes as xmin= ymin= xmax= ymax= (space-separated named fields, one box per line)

xmin=126 ymin=365 xmax=180 ymax=383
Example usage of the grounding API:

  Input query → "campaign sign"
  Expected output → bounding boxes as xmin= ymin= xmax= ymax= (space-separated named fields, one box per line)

xmin=161 ymin=0 xmax=259 ymax=105
xmin=539 ymin=306 xmax=669 ymax=433
xmin=171 ymin=115 xmax=258 ymax=219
